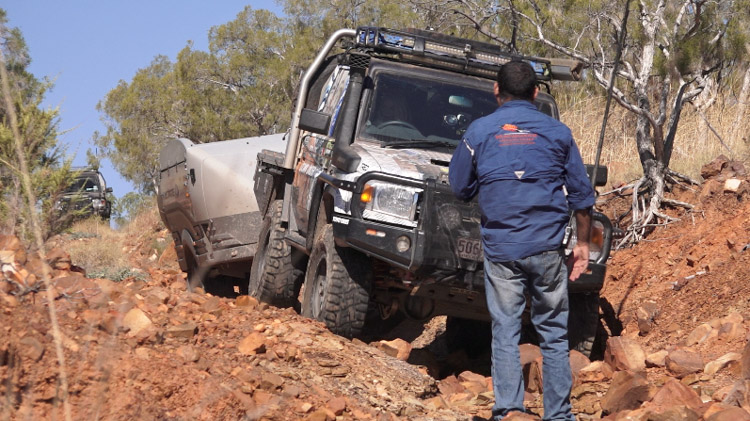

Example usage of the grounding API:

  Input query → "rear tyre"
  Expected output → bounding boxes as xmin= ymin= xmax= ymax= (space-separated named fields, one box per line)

xmin=301 ymin=224 xmax=371 ymax=338
xmin=248 ymin=200 xmax=301 ymax=307
xmin=568 ymin=293 xmax=601 ymax=357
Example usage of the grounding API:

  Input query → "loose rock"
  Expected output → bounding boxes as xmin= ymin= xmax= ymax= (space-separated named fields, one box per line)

xmin=604 ymin=336 xmax=646 ymax=372
xmin=122 ymin=308 xmax=154 ymax=336
xmin=666 ymin=348 xmax=704 ymax=378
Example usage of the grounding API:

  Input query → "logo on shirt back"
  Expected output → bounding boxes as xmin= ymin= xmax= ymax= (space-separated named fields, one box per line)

xmin=496 ymin=123 xmax=537 ymax=146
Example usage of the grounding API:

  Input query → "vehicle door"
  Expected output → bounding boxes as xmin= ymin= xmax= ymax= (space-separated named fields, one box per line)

xmin=291 ymin=65 xmax=350 ymax=236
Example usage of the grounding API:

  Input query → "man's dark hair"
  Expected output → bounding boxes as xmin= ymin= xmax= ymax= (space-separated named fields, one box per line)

xmin=496 ymin=60 xmax=537 ymax=101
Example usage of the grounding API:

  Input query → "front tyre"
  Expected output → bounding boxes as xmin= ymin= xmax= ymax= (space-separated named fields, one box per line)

xmin=248 ymin=200 xmax=300 ymax=307
xmin=301 ymin=224 xmax=371 ymax=338
xmin=568 ymin=293 xmax=601 ymax=357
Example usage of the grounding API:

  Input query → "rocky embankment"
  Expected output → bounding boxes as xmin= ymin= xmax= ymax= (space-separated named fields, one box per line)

xmin=2 ymin=156 xmax=750 ymax=420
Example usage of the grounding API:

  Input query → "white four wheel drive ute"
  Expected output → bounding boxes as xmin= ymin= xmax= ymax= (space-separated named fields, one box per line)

xmin=250 ymin=27 xmax=613 ymax=356
xmin=157 ymin=27 xmax=614 ymax=357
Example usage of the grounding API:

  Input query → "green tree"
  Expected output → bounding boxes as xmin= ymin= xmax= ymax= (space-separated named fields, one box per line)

xmin=95 ymin=55 xmax=178 ymax=192
xmin=95 ymin=8 xmax=292 ymax=192
xmin=203 ymin=7 xmax=293 ymax=136
xmin=283 ymin=0 xmax=422 ymax=33
xmin=85 ymin=148 xmax=101 ymax=170
xmin=111 ymin=191 xmax=153 ymax=227
xmin=0 ymin=9 xmax=74 ymax=240
xmin=96 ymin=2 xmax=426 ymax=192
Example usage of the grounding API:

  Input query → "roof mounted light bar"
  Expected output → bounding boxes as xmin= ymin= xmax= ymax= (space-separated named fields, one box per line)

xmin=355 ymin=27 xmax=582 ymax=82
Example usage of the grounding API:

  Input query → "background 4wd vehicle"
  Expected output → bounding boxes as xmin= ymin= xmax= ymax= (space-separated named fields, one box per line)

xmin=56 ymin=168 xmax=113 ymax=220
xmin=251 ymin=27 xmax=614 ymax=356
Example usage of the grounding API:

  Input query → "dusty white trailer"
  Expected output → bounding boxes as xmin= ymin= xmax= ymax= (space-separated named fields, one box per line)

xmin=156 ymin=133 xmax=286 ymax=291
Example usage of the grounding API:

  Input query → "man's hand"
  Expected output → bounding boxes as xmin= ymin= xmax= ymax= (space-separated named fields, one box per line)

xmin=568 ymin=243 xmax=589 ymax=281
xmin=568 ymin=208 xmax=592 ymax=281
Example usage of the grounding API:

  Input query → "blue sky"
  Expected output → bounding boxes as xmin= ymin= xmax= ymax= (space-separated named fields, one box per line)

xmin=3 ymin=1 xmax=281 ymax=201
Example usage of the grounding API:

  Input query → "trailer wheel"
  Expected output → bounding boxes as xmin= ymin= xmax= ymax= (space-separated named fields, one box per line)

xmin=248 ymin=200 xmax=300 ymax=307
xmin=182 ymin=235 xmax=234 ymax=296
xmin=568 ymin=293 xmax=601 ymax=358
xmin=301 ymin=224 xmax=371 ymax=338
xmin=182 ymin=236 xmax=206 ymax=292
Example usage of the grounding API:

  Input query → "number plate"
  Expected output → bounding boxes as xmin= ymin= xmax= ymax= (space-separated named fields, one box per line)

xmin=456 ymin=237 xmax=483 ymax=261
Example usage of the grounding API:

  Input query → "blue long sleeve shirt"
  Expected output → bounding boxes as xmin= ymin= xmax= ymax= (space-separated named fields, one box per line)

xmin=449 ymin=100 xmax=595 ymax=262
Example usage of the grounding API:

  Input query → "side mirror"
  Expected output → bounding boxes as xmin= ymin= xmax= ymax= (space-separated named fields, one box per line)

xmin=585 ymin=165 xmax=608 ymax=187
xmin=547 ymin=58 xmax=584 ymax=82
xmin=298 ymin=108 xmax=331 ymax=135
xmin=105 ymin=187 xmax=113 ymax=193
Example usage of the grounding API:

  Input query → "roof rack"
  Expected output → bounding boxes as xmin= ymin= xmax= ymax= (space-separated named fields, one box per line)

xmin=354 ymin=27 xmax=581 ymax=82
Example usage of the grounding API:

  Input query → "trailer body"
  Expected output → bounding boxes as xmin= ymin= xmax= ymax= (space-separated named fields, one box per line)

xmin=157 ymin=134 xmax=286 ymax=282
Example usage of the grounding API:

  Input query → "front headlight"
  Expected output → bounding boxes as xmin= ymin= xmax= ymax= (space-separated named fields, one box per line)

xmin=565 ymin=219 xmax=606 ymax=262
xmin=360 ymin=181 xmax=420 ymax=227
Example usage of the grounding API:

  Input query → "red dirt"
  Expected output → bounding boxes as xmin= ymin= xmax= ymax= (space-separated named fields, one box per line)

xmin=2 ymin=160 xmax=750 ymax=420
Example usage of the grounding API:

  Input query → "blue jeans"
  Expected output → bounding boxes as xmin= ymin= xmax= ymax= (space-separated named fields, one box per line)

xmin=484 ymin=249 xmax=575 ymax=421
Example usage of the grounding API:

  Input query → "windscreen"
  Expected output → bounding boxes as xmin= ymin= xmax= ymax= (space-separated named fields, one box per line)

xmin=359 ymin=70 xmax=558 ymax=148
xmin=65 ymin=177 xmax=99 ymax=193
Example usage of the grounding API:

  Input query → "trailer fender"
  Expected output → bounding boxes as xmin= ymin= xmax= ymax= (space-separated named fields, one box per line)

xmin=180 ymin=230 xmax=200 ymax=291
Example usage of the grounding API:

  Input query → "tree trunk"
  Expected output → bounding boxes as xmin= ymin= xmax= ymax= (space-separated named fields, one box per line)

xmin=635 ymin=99 xmax=656 ymax=171
xmin=732 ymin=63 xmax=750 ymax=144
xmin=631 ymin=82 xmax=669 ymax=240
xmin=646 ymin=160 xmax=666 ymax=216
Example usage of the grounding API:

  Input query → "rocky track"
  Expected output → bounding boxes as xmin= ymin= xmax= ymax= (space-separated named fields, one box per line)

xmin=2 ymin=157 xmax=750 ymax=420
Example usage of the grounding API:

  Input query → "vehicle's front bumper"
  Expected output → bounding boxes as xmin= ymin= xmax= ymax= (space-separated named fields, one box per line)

xmin=334 ymin=215 xmax=607 ymax=291
xmin=325 ymin=171 xmax=608 ymax=291
xmin=330 ymin=173 xmax=484 ymax=276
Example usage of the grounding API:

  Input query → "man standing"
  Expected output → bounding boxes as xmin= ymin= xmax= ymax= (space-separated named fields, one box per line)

xmin=449 ymin=60 xmax=594 ymax=421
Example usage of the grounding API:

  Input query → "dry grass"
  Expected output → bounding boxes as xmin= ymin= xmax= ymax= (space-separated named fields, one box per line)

xmin=66 ymin=218 xmax=129 ymax=277
xmin=119 ymin=197 xmax=163 ymax=240
xmin=65 ymin=200 xmax=164 ymax=281
xmin=559 ymin=95 xmax=750 ymax=188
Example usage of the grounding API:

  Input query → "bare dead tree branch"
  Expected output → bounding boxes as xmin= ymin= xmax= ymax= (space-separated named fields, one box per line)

xmin=591 ymin=0 xmax=631 ymax=186
xmin=652 ymin=210 xmax=680 ymax=222
xmin=513 ymin=8 xmax=592 ymax=63
xmin=663 ymin=79 xmax=693 ymax=166
xmin=600 ymin=182 xmax=638 ymax=196
xmin=448 ymin=8 xmax=513 ymax=49
xmin=694 ymin=106 xmax=736 ymax=157
xmin=197 ymin=77 xmax=240 ymax=93
xmin=662 ymin=198 xmax=694 ymax=209
xmin=666 ymin=169 xmax=701 ymax=188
